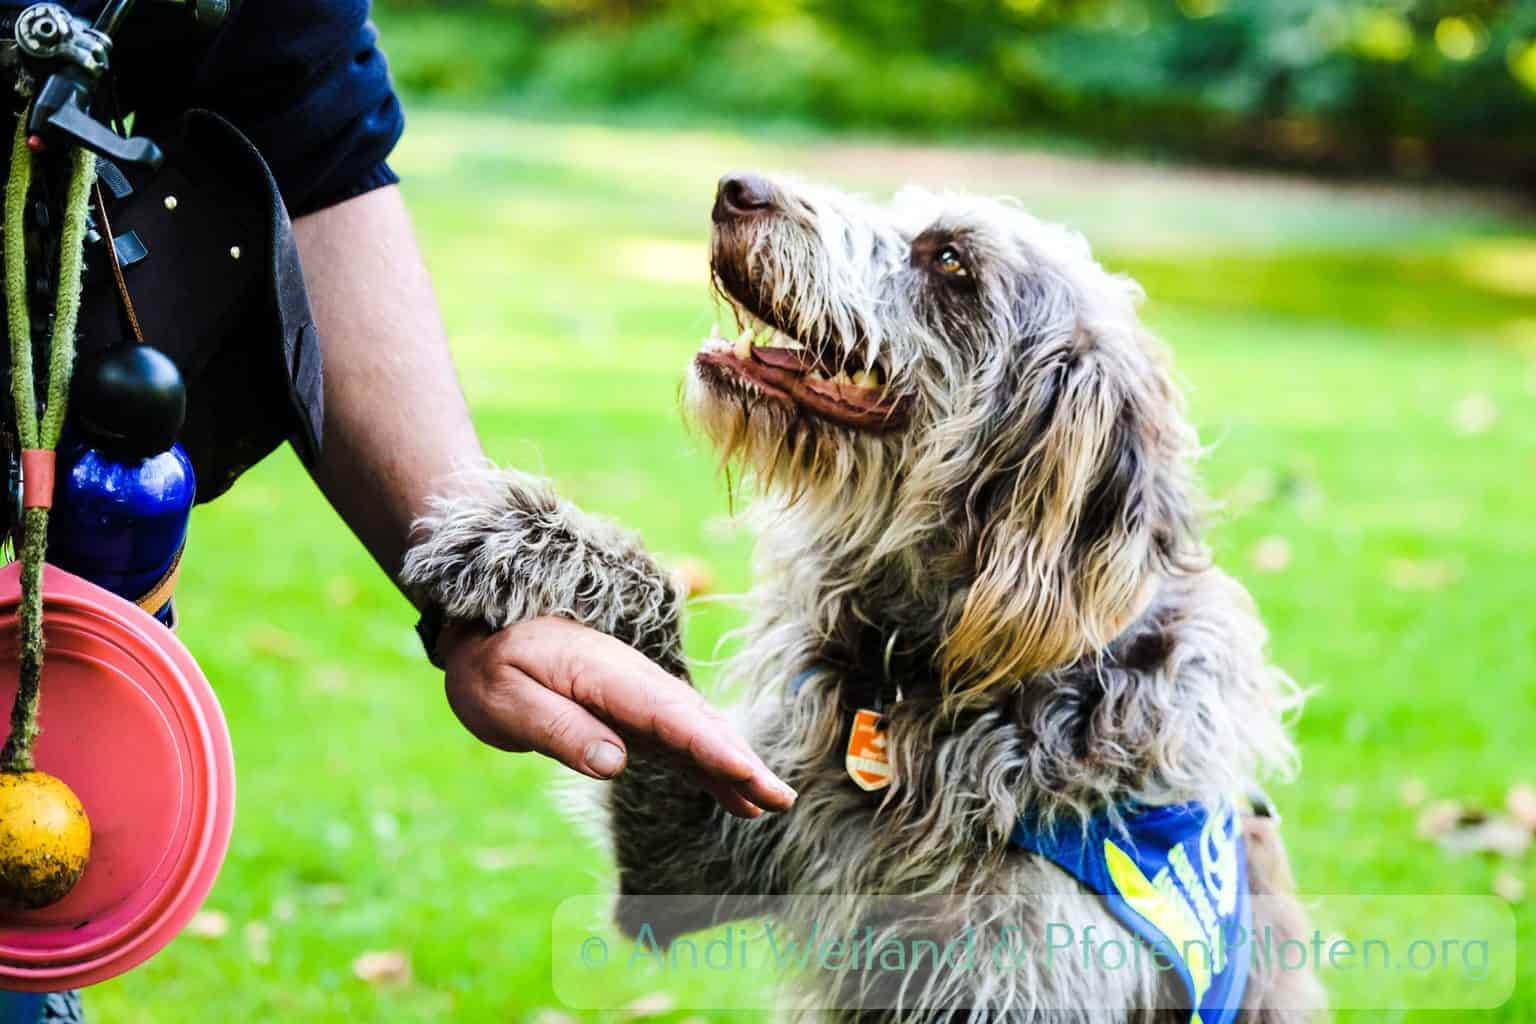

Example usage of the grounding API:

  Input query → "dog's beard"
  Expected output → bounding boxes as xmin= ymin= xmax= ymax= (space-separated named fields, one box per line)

xmin=687 ymin=269 xmax=916 ymax=508
xmin=684 ymin=366 xmax=919 ymax=592
xmin=683 ymin=366 xmax=869 ymax=499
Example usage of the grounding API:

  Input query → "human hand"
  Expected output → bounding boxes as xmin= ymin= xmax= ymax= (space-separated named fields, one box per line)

xmin=438 ymin=616 xmax=795 ymax=819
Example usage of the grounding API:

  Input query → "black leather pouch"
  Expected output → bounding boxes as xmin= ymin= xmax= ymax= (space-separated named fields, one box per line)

xmin=74 ymin=108 xmax=323 ymax=503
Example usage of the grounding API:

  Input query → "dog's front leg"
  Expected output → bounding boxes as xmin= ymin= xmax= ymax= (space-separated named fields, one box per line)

xmin=400 ymin=467 xmax=688 ymax=675
xmin=401 ymin=468 xmax=782 ymax=943
xmin=607 ymin=743 xmax=789 ymax=945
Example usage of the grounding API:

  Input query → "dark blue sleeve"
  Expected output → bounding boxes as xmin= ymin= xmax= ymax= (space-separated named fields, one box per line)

xmin=175 ymin=0 xmax=405 ymax=217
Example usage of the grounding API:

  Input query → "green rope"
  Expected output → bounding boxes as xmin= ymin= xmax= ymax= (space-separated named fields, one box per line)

xmin=0 ymin=115 xmax=97 ymax=773
xmin=4 ymin=121 xmax=35 ymax=455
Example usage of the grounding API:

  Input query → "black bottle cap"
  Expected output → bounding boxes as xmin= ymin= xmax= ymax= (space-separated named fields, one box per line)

xmin=72 ymin=345 xmax=187 ymax=459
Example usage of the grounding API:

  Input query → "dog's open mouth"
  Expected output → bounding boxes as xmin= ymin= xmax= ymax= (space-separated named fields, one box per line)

xmin=695 ymin=307 xmax=910 ymax=432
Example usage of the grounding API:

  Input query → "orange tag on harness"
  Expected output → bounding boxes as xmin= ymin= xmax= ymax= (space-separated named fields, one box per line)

xmin=845 ymin=708 xmax=891 ymax=792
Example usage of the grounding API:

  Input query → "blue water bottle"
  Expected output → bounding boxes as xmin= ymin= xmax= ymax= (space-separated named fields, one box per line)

xmin=47 ymin=345 xmax=194 ymax=625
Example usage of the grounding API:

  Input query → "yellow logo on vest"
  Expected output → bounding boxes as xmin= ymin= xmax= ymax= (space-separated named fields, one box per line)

xmin=1103 ymin=805 xmax=1241 ymax=1024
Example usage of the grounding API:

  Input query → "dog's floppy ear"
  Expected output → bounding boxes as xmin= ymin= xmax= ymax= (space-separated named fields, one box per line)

xmin=941 ymin=271 xmax=1199 ymax=696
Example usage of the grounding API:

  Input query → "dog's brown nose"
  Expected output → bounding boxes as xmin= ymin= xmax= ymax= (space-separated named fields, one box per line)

xmin=713 ymin=173 xmax=776 ymax=223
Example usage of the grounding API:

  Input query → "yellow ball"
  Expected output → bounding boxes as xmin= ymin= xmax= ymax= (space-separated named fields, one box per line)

xmin=0 ymin=771 xmax=91 ymax=909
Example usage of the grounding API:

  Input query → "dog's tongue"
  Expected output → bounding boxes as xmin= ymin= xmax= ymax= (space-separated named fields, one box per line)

xmin=699 ymin=338 xmax=909 ymax=432
xmin=750 ymin=346 xmax=817 ymax=374
xmin=794 ymin=377 xmax=907 ymax=431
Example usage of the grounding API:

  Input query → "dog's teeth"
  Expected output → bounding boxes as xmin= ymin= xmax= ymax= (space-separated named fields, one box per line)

xmin=734 ymin=331 xmax=753 ymax=360
xmin=850 ymin=369 xmax=881 ymax=389
xmin=806 ymin=369 xmax=826 ymax=381
xmin=829 ymin=370 xmax=852 ymax=386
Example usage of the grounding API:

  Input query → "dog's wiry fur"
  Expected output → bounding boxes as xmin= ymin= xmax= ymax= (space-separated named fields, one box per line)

xmin=403 ymin=178 xmax=1325 ymax=1021
xmin=403 ymin=470 xmax=687 ymax=678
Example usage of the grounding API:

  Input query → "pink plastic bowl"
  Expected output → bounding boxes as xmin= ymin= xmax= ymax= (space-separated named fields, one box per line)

xmin=0 ymin=562 xmax=234 ymax=991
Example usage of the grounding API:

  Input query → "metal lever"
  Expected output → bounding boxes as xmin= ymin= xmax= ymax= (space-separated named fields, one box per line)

xmin=32 ymin=90 xmax=161 ymax=167
xmin=14 ymin=1 xmax=164 ymax=169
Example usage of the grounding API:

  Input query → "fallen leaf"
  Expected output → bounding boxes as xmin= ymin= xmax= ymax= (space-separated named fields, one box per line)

xmin=326 ymin=576 xmax=359 ymax=607
xmin=671 ymin=557 xmax=718 ymax=598
xmin=353 ymin=950 xmax=411 ymax=988
xmin=1506 ymin=784 xmax=1536 ymax=831
xmin=1439 ymin=815 xmax=1531 ymax=858
xmin=1399 ymin=778 xmax=1428 ymax=807
xmin=185 ymin=910 xmax=229 ymax=940
xmin=1493 ymin=871 xmax=1526 ymax=904
xmin=244 ymin=921 xmax=271 ymax=965
xmin=1452 ymin=394 xmax=1497 ymax=435
xmin=531 ymin=1011 xmax=578 ymax=1024
xmin=1416 ymin=800 xmax=1464 ymax=839
xmin=246 ymin=624 xmax=299 ymax=659
xmin=1386 ymin=559 xmax=1457 ymax=592
xmin=473 ymin=847 xmax=528 ymax=872
xmin=1251 ymin=536 xmax=1292 ymax=573
xmin=621 ymin=992 xmax=677 ymax=1019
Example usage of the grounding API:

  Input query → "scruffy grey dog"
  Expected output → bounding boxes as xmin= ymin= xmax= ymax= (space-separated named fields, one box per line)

xmin=403 ymin=174 xmax=1325 ymax=1021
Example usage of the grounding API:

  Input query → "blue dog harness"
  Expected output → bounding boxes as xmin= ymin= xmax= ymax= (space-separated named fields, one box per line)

xmin=788 ymin=665 xmax=1253 ymax=1021
xmin=1010 ymin=801 xmax=1251 ymax=1024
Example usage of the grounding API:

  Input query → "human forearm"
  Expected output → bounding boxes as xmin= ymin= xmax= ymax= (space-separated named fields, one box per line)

xmin=293 ymin=184 xmax=481 ymax=593
xmin=289 ymin=183 xmax=794 ymax=813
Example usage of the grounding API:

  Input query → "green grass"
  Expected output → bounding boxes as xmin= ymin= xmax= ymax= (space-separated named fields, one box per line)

xmin=86 ymin=110 xmax=1534 ymax=1021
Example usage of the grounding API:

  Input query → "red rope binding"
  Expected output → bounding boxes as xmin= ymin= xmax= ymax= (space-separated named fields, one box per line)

xmin=20 ymin=448 xmax=54 ymax=509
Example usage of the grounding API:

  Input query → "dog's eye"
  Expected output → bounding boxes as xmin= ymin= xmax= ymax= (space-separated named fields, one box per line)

xmin=935 ymin=246 xmax=969 ymax=277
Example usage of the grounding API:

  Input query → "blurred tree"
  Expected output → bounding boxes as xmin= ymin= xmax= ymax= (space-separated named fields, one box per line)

xmin=372 ymin=0 xmax=1536 ymax=188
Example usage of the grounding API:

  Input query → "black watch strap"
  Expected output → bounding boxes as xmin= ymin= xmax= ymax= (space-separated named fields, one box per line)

xmin=416 ymin=605 xmax=447 ymax=670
